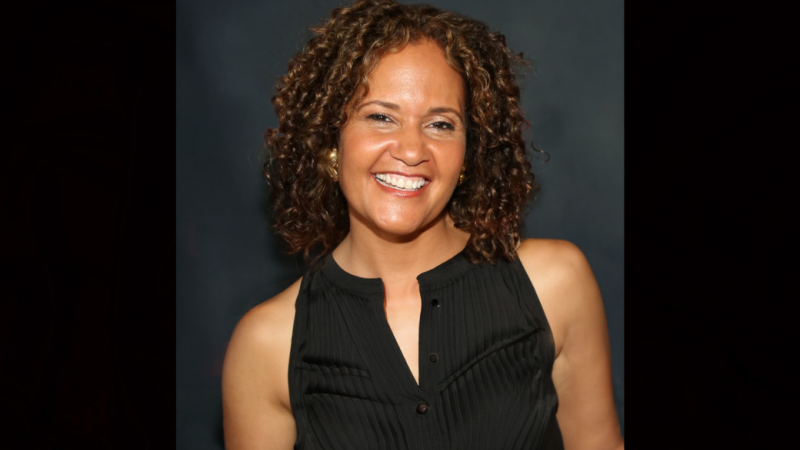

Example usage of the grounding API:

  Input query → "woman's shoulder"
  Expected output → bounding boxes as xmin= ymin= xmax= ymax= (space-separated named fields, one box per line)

xmin=253 ymin=277 xmax=304 ymax=323
xmin=517 ymin=241 xmax=621 ymax=449
xmin=227 ymin=277 xmax=302 ymax=358
xmin=515 ymin=239 xmax=602 ymax=356
xmin=516 ymin=238 xmax=596 ymax=289
xmin=517 ymin=238 xmax=588 ymax=270
xmin=516 ymin=237 xmax=598 ymax=298
xmin=222 ymin=278 xmax=302 ymax=448
xmin=223 ymin=277 xmax=302 ymax=405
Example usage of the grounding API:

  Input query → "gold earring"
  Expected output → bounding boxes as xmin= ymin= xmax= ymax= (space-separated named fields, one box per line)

xmin=458 ymin=165 xmax=465 ymax=186
xmin=327 ymin=148 xmax=338 ymax=181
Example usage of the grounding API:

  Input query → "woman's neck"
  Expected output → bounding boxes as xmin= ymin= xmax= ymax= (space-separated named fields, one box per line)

xmin=331 ymin=212 xmax=470 ymax=289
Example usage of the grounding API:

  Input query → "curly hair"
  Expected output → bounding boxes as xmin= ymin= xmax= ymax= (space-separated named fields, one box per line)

xmin=264 ymin=0 xmax=540 ymax=265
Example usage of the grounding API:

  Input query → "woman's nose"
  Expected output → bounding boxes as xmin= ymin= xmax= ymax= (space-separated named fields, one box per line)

xmin=389 ymin=127 xmax=428 ymax=166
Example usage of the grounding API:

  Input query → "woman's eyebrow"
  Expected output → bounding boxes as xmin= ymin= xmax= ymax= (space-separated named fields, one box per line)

xmin=357 ymin=100 xmax=400 ymax=110
xmin=358 ymin=101 xmax=464 ymax=121
xmin=428 ymin=106 xmax=464 ymax=122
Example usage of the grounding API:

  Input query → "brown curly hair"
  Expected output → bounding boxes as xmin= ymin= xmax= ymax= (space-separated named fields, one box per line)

xmin=264 ymin=0 xmax=540 ymax=265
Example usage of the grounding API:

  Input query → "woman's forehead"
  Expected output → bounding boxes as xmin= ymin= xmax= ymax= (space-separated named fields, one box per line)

xmin=362 ymin=41 xmax=465 ymax=112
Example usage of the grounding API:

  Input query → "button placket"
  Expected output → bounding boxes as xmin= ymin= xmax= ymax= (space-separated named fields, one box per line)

xmin=425 ymin=295 xmax=441 ymax=400
xmin=419 ymin=291 xmax=441 ymax=395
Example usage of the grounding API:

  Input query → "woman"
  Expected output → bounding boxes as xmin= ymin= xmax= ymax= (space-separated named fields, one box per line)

xmin=222 ymin=1 xmax=623 ymax=449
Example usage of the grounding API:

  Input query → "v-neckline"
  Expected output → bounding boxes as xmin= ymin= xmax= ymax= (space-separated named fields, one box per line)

xmin=319 ymin=247 xmax=475 ymax=391
xmin=319 ymin=246 xmax=474 ymax=295
xmin=380 ymin=290 xmax=422 ymax=387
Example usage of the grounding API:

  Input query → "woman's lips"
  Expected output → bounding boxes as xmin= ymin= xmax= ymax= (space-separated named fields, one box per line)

xmin=372 ymin=173 xmax=429 ymax=197
xmin=373 ymin=173 xmax=427 ymax=191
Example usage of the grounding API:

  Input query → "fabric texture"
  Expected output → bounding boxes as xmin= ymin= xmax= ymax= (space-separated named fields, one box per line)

xmin=288 ymin=248 xmax=563 ymax=450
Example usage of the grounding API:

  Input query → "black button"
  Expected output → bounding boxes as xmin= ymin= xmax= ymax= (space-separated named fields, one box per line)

xmin=429 ymin=353 xmax=439 ymax=363
xmin=416 ymin=403 xmax=429 ymax=414
xmin=431 ymin=298 xmax=440 ymax=307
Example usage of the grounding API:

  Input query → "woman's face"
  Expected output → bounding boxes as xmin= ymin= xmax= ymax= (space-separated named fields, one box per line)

xmin=338 ymin=39 xmax=467 ymax=239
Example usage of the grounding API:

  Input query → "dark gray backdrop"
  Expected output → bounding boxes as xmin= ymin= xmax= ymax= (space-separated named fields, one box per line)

xmin=176 ymin=0 xmax=623 ymax=448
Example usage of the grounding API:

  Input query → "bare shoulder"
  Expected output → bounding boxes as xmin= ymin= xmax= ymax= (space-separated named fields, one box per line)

xmin=224 ymin=278 xmax=301 ymax=384
xmin=231 ymin=277 xmax=302 ymax=350
xmin=516 ymin=239 xmax=602 ymax=356
xmin=517 ymin=238 xmax=592 ymax=277
xmin=221 ymin=277 xmax=302 ymax=450
xmin=517 ymin=238 xmax=598 ymax=306
xmin=518 ymin=239 xmax=622 ymax=449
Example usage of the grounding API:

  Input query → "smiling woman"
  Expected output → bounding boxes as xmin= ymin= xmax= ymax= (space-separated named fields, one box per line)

xmin=337 ymin=41 xmax=467 ymax=240
xmin=221 ymin=1 xmax=623 ymax=449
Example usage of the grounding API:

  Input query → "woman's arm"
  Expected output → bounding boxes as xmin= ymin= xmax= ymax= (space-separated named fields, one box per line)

xmin=518 ymin=239 xmax=624 ymax=450
xmin=221 ymin=279 xmax=301 ymax=450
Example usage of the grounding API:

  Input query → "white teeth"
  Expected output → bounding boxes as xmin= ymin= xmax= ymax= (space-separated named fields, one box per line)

xmin=373 ymin=174 xmax=426 ymax=191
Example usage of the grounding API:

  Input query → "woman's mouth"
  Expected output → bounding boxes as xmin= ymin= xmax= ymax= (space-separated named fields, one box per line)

xmin=373 ymin=173 xmax=427 ymax=191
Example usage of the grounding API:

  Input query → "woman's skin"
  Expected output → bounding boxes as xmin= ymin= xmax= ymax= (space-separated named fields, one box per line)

xmin=222 ymin=40 xmax=624 ymax=450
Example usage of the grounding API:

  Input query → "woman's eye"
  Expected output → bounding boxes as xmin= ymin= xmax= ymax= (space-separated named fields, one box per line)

xmin=431 ymin=121 xmax=455 ymax=130
xmin=367 ymin=113 xmax=392 ymax=122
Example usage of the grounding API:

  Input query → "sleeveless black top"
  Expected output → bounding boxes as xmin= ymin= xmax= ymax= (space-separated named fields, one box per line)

xmin=288 ymin=249 xmax=563 ymax=450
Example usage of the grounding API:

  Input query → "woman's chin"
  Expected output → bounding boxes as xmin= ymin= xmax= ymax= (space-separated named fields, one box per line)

xmin=369 ymin=214 xmax=444 ymax=241
xmin=373 ymin=221 xmax=426 ymax=240
xmin=348 ymin=205 xmax=447 ymax=241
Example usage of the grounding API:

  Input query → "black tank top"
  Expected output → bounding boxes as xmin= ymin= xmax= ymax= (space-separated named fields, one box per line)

xmin=288 ymin=249 xmax=564 ymax=450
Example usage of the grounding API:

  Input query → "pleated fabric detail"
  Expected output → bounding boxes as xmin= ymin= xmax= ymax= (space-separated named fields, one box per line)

xmin=288 ymin=249 xmax=563 ymax=450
